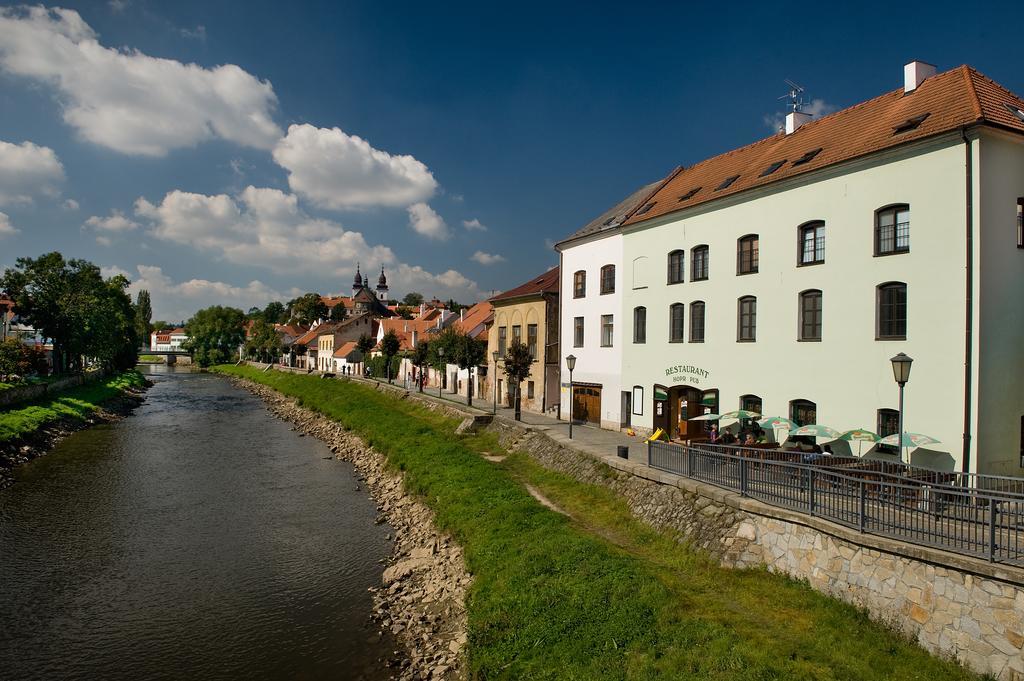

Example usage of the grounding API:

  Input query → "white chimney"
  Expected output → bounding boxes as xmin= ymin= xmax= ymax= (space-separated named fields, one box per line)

xmin=904 ymin=61 xmax=936 ymax=93
xmin=785 ymin=111 xmax=812 ymax=135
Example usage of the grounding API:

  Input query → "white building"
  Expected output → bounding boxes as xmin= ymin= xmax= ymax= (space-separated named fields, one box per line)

xmin=557 ymin=62 xmax=1024 ymax=476
xmin=150 ymin=327 xmax=187 ymax=352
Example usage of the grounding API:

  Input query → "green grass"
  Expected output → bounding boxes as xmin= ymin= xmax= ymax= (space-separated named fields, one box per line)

xmin=137 ymin=355 xmax=164 ymax=363
xmin=213 ymin=365 xmax=977 ymax=681
xmin=0 ymin=371 xmax=146 ymax=443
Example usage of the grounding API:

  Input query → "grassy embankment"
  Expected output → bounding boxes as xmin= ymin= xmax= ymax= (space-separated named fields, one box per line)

xmin=0 ymin=371 xmax=146 ymax=443
xmin=214 ymin=364 xmax=976 ymax=681
xmin=137 ymin=355 xmax=164 ymax=363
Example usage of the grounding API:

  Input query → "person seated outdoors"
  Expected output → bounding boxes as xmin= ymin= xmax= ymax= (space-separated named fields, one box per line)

xmin=719 ymin=427 xmax=737 ymax=445
xmin=743 ymin=433 xmax=756 ymax=446
xmin=708 ymin=424 xmax=719 ymax=442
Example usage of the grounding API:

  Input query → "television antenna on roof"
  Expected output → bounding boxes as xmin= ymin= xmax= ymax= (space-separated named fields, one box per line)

xmin=778 ymin=79 xmax=806 ymax=112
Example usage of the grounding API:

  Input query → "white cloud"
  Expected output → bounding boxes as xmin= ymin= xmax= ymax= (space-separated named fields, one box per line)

xmin=134 ymin=186 xmax=482 ymax=302
xmin=462 ymin=218 xmax=486 ymax=231
xmin=107 ymin=0 xmax=130 ymax=12
xmin=0 ymin=139 xmax=64 ymax=206
xmin=0 ymin=211 xmax=18 ymax=237
xmin=85 ymin=210 xmax=139 ymax=232
xmin=0 ymin=6 xmax=281 ymax=156
xmin=471 ymin=251 xmax=504 ymax=265
xmin=180 ymin=25 xmax=206 ymax=41
xmin=407 ymin=202 xmax=449 ymax=240
xmin=272 ymin=123 xmax=437 ymax=210
xmin=63 ymin=198 xmax=79 ymax=210
xmin=763 ymin=98 xmax=837 ymax=132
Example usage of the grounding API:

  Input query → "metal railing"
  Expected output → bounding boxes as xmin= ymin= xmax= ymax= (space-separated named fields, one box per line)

xmin=648 ymin=440 xmax=1024 ymax=565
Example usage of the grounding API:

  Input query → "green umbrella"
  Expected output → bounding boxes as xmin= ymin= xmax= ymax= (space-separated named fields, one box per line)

xmin=879 ymin=432 xmax=941 ymax=447
xmin=839 ymin=428 xmax=881 ymax=456
xmin=688 ymin=413 xmax=721 ymax=421
xmin=757 ymin=416 xmax=795 ymax=430
xmin=789 ymin=424 xmax=842 ymax=439
xmin=720 ymin=409 xmax=761 ymax=421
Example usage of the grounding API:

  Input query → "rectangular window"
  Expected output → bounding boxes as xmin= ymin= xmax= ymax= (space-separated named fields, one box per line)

xmin=527 ymin=381 xmax=535 ymax=400
xmin=878 ymin=283 xmax=907 ymax=339
xmin=877 ymin=206 xmax=910 ymax=255
xmin=737 ymin=236 xmax=758 ymax=274
xmin=669 ymin=304 xmax=685 ymax=342
xmin=878 ymin=409 xmax=900 ymax=454
xmin=600 ymin=265 xmax=615 ymax=294
xmin=800 ymin=291 xmax=822 ymax=341
xmin=800 ymin=223 xmax=826 ymax=264
xmin=1018 ymin=199 xmax=1023 ymax=249
xmin=527 ymin=324 xmax=537 ymax=359
xmin=498 ymin=326 xmax=507 ymax=358
xmin=600 ymin=314 xmax=613 ymax=347
xmin=689 ymin=302 xmax=705 ymax=342
xmin=791 ymin=401 xmax=817 ymax=427
xmin=573 ymin=317 xmax=584 ymax=347
xmin=573 ymin=271 xmax=586 ymax=298
xmin=738 ymin=297 xmax=756 ymax=341
xmin=667 ymin=251 xmax=685 ymax=284
xmin=633 ymin=307 xmax=646 ymax=344
xmin=692 ymin=247 xmax=709 ymax=281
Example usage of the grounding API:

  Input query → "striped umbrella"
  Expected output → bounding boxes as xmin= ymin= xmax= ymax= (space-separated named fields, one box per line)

xmin=878 ymin=432 xmax=941 ymax=448
xmin=688 ymin=413 xmax=721 ymax=421
xmin=839 ymin=428 xmax=881 ymax=456
xmin=757 ymin=416 xmax=796 ymax=430
xmin=720 ymin=409 xmax=761 ymax=421
xmin=789 ymin=424 xmax=842 ymax=439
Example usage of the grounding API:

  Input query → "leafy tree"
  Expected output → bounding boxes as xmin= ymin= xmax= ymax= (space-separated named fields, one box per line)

xmin=355 ymin=333 xmax=375 ymax=376
xmin=182 ymin=305 xmax=246 ymax=367
xmin=395 ymin=305 xmax=414 ymax=320
xmin=445 ymin=298 xmax=465 ymax=313
xmin=244 ymin=318 xmax=282 ymax=363
xmin=245 ymin=306 xmax=263 ymax=320
xmin=135 ymin=289 xmax=152 ymax=342
xmin=502 ymin=341 xmax=533 ymax=420
xmin=410 ymin=339 xmax=431 ymax=393
xmin=329 ymin=302 xmax=348 ymax=322
xmin=402 ymin=291 xmax=424 ymax=307
xmin=151 ymin=320 xmax=169 ymax=333
xmin=262 ymin=301 xmax=286 ymax=325
xmin=379 ymin=329 xmax=401 ymax=383
xmin=0 ymin=338 xmax=49 ymax=381
xmin=433 ymin=326 xmax=486 ymax=406
xmin=287 ymin=292 xmax=328 ymax=325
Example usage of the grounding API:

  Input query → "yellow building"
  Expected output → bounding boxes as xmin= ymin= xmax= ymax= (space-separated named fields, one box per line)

xmin=487 ymin=267 xmax=559 ymax=415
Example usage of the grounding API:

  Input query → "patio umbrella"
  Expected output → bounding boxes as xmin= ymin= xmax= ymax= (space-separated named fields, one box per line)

xmin=757 ymin=416 xmax=795 ymax=430
xmin=789 ymin=424 xmax=842 ymax=439
xmin=839 ymin=428 xmax=881 ymax=456
xmin=720 ymin=409 xmax=761 ymax=421
xmin=688 ymin=413 xmax=721 ymax=421
xmin=878 ymin=432 xmax=941 ymax=447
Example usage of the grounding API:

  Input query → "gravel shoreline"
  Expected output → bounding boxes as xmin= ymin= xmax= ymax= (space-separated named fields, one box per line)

xmin=228 ymin=376 xmax=470 ymax=681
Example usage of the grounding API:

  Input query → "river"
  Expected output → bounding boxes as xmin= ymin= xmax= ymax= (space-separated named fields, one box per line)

xmin=0 ymin=365 xmax=395 ymax=680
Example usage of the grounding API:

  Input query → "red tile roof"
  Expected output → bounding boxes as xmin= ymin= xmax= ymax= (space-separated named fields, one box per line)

xmin=332 ymin=341 xmax=359 ymax=358
xmin=489 ymin=267 xmax=559 ymax=303
xmin=619 ymin=66 xmax=1024 ymax=229
xmin=455 ymin=301 xmax=493 ymax=340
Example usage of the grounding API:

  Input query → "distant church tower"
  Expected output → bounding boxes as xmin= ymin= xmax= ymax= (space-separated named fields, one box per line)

xmin=376 ymin=267 xmax=389 ymax=302
xmin=352 ymin=263 xmax=363 ymax=297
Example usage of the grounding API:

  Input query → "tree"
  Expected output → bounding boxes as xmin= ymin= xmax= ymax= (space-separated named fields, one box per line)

xmin=182 ymin=305 xmax=246 ymax=367
xmin=379 ymin=329 xmax=401 ymax=383
xmin=151 ymin=320 xmax=169 ymax=333
xmin=287 ymin=292 xmax=328 ymax=325
xmin=445 ymin=298 xmax=465 ymax=313
xmin=502 ymin=341 xmax=533 ymax=421
xmin=263 ymin=301 xmax=286 ymax=325
xmin=135 ymin=289 xmax=152 ymax=343
xmin=395 ymin=305 xmax=414 ymax=320
xmin=356 ymin=333 xmax=376 ymax=377
xmin=402 ymin=291 xmax=424 ymax=307
xmin=329 ymin=302 xmax=348 ymax=322
xmin=0 ymin=338 xmax=48 ymax=381
xmin=410 ymin=339 xmax=431 ymax=393
xmin=244 ymin=318 xmax=282 ymax=363
xmin=433 ymin=326 xmax=486 ymax=406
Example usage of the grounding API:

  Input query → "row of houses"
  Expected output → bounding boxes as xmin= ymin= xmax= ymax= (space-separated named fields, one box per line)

xmin=264 ymin=61 xmax=1024 ymax=477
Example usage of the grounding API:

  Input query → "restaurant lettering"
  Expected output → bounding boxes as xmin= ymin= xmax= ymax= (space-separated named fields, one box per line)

xmin=664 ymin=364 xmax=710 ymax=385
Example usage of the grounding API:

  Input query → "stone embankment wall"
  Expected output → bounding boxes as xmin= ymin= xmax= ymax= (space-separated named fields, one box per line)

xmin=0 ymin=369 xmax=109 ymax=408
xmin=486 ymin=421 xmax=1024 ymax=681
xmin=231 ymin=375 xmax=470 ymax=681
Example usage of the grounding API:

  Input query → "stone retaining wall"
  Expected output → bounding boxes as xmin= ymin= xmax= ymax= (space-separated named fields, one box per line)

xmin=0 ymin=369 xmax=109 ymax=408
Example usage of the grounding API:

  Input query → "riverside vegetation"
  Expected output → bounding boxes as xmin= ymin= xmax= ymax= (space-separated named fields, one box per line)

xmin=214 ymin=364 xmax=977 ymax=681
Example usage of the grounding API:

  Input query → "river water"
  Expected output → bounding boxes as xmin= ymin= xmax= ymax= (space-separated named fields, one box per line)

xmin=0 ymin=366 xmax=395 ymax=680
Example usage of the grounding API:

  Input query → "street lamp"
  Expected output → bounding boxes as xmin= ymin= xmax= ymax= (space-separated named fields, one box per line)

xmin=491 ymin=350 xmax=499 ymax=415
xmin=566 ymin=354 xmax=576 ymax=439
xmin=437 ymin=346 xmax=445 ymax=398
xmin=890 ymin=352 xmax=914 ymax=464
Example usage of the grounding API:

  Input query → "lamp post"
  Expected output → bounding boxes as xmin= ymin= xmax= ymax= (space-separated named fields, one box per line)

xmin=437 ymin=347 xmax=445 ymax=398
xmin=566 ymin=354 xmax=576 ymax=440
xmin=890 ymin=352 xmax=914 ymax=464
xmin=491 ymin=350 xmax=499 ymax=415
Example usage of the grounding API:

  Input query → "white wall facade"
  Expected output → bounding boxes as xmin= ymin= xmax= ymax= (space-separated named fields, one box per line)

xmin=558 ymin=232 xmax=625 ymax=430
xmin=620 ymin=136 xmax=980 ymax=471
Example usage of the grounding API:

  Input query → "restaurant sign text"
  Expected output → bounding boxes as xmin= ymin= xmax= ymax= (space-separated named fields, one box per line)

xmin=664 ymin=364 xmax=710 ymax=385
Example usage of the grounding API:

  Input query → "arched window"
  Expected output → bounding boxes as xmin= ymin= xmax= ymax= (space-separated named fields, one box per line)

xmin=689 ymin=301 xmax=705 ymax=343
xmin=632 ymin=256 xmax=649 ymax=289
xmin=877 ymin=282 xmax=907 ymax=340
xmin=600 ymin=264 xmax=615 ymax=294
xmin=691 ymin=245 xmax=709 ymax=281
xmin=667 ymin=250 xmax=685 ymax=284
xmin=573 ymin=270 xmax=586 ymax=298
xmin=790 ymin=399 xmax=817 ymax=427
xmin=740 ymin=394 xmax=762 ymax=431
xmin=737 ymin=296 xmax=756 ymax=341
xmin=633 ymin=306 xmax=646 ymax=344
xmin=798 ymin=220 xmax=826 ymax=265
xmin=737 ymin=234 xmax=759 ymax=274
xmin=799 ymin=289 xmax=822 ymax=341
xmin=669 ymin=303 xmax=685 ymax=342
xmin=876 ymin=204 xmax=910 ymax=255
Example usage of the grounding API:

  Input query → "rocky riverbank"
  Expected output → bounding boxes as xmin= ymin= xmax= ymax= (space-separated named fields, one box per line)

xmin=0 ymin=384 xmax=149 ymax=491
xmin=228 ymin=377 xmax=470 ymax=681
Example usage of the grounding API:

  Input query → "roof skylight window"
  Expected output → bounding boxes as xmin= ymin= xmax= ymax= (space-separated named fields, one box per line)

xmin=715 ymin=175 xmax=740 ymax=191
xmin=792 ymin=148 xmax=822 ymax=166
xmin=602 ymin=217 xmax=617 ymax=226
xmin=893 ymin=113 xmax=930 ymax=134
xmin=677 ymin=187 xmax=702 ymax=202
xmin=759 ymin=160 xmax=787 ymax=177
xmin=1005 ymin=103 xmax=1024 ymax=122
xmin=636 ymin=202 xmax=656 ymax=216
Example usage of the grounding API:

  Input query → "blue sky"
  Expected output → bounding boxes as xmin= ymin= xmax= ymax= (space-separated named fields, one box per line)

xmin=1 ymin=0 xmax=1021 ymax=320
